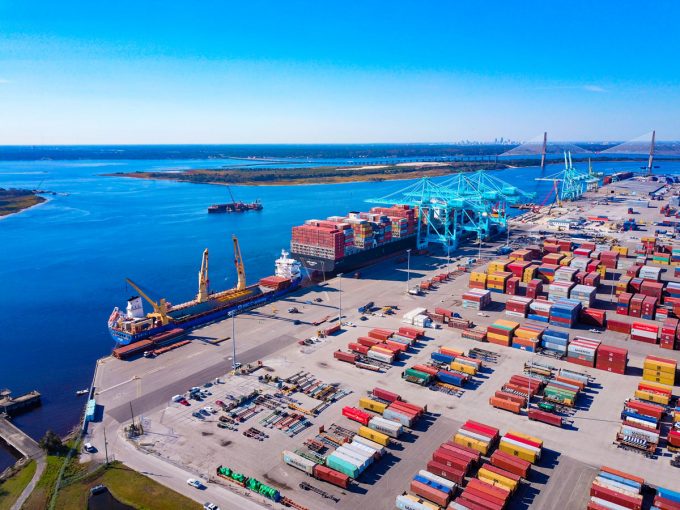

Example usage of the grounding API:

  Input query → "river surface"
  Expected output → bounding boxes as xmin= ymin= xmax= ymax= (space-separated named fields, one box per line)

xmin=0 ymin=153 xmax=676 ymax=470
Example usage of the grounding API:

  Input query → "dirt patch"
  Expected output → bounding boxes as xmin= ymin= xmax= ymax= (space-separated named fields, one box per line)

xmin=201 ymin=432 xmax=214 ymax=437
xmin=219 ymin=440 xmax=232 ymax=447
xmin=262 ymin=472 xmax=292 ymax=491
xmin=317 ymin=362 xmax=329 ymax=368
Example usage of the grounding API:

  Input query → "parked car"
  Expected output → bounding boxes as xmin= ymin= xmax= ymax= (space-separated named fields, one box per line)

xmin=203 ymin=406 xmax=216 ymax=414
xmin=178 ymin=398 xmax=190 ymax=406
xmin=83 ymin=443 xmax=96 ymax=453
xmin=215 ymin=400 xmax=225 ymax=407
xmin=187 ymin=478 xmax=203 ymax=489
xmin=204 ymin=503 xmax=220 ymax=510
xmin=90 ymin=484 xmax=107 ymax=495
xmin=192 ymin=411 xmax=204 ymax=419
xmin=172 ymin=394 xmax=184 ymax=403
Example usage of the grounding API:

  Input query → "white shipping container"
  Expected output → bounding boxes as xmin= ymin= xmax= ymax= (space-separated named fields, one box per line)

xmin=620 ymin=425 xmax=659 ymax=442
xmin=366 ymin=350 xmax=394 ymax=364
xmin=457 ymin=427 xmax=491 ymax=444
xmin=352 ymin=436 xmax=386 ymax=456
xmin=333 ymin=448 xmax=369 ymax=470
xmin=282 ymin=450 xmax=316 ymax=475
xmin=403 ymin=307 xmax=428 ymax=321
xmin=368 ymin=416 xmax=403 ymax=437
xmin=338 ymin=444 xmax=373 ymax=465
xmin=417 ymin=470 xmax=457 ymax=491
xmin=630 ymin=329 xmax=658 ymax=339
xmin=395 ymin=495 xmax=438 ymax=510
xmin=590 ymin=497 xmax=633 ymax=510
xmin=500 ymin=437 xmax=542 ymax=457
xmin=349 ymin=440 xmax=379 ymax=459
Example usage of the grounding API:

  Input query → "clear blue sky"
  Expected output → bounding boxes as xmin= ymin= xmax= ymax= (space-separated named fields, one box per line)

xmin=1 ymin=1 xmax=678 ymax=144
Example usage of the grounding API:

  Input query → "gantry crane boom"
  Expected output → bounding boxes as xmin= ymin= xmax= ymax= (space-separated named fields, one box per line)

xmin=197 ymin=249 xmax=210 ymax=303
xmin=125 ymin=278 xmax=171 ymax=325
xmin=232 ymin=235 xmax=246 ymax=291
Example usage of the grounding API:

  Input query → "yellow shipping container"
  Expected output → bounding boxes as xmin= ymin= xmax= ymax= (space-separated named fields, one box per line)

xmin=450 ymin=361 xmax=477 ymax=376
xmin=358 ymin=397 xmax=387 ymax=414
xmin=499 ymin=440 xmax=538 ymax=464
xmin=506 ymin=430 xmax=543 ymax=448
xmin=454 ymin=433 xmax=489 ymax=455
xmin=441 ymin=346 xmax=465 ymax=357
xmin=597 ymin=264 xmax=606 ymax=277
xmin=358 ymin=426 xmax=390 ymax=446
xmin=487 ymin=260 xmax=511 ymax=273
xmin=495 ymin=320 xmax=520 ymax=329
xmin=559 ymin=256 xmax=573 ymax=266
xmin=674 ymin=410 xmax=680 ymax=423
xmin=487 ymin=333 xmax=511 ymax=342
xmin=642 ymin=373 xmax=675 ymax=386
xmin=470 ymin=272 xmax=487 ymax=283
xmin=643 ymin=358 xmax=677 ymax=374
xmin=401 ymin=495 xmax=439 ymax=510
xmin=478 ymin=468 xmax=518 ymax=492
xmin=634 ymin=390 xmax=670 ymax=406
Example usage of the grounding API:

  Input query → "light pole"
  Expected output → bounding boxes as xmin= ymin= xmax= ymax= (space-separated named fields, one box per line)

xmin=406 ymin=249 xmax=412 ymax=294
xmin=338 ymin=273 xmax=343 ymax=324
xmin=447 ymin=243 xmax=451 ymax=271
xmin=231 ymin=311 xmax=238 ymax=370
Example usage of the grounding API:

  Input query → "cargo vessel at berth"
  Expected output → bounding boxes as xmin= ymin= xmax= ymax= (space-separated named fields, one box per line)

xmin=290 ymin=205 xmax=418 ymax=276
xmin=107 ymin=236 xmax=302 ymax=345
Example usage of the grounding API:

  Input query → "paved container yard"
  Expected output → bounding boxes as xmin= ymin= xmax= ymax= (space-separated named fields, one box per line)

xmin=87 ymin=175 xmax=680 ymax=509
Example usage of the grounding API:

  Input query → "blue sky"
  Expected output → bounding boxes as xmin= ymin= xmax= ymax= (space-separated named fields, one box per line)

xmin=1 ymin=1 xmax=678 ymax=144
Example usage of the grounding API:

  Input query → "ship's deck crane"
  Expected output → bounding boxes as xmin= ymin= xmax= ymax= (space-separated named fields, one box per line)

xmin=125 ymin=278 xmax=171 ymax=325
xmin=232 ymin=235 xmax=246 ymax=291
xmin=197 ymin=249 xmax=210 ymax=303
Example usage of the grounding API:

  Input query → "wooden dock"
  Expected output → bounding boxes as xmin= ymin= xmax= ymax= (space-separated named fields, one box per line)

xmin=0 ymin=417 xmax=42 ymax=459
xmin=0 ymin=389 xmax=41 ymax=416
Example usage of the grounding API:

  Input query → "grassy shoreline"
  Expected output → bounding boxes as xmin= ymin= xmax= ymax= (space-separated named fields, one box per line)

xmin=105 ymin=161 xmax=507 ymax=186
xmin=0 ymin=460 xmax=36 ymax=510
xmin=0 ymin=189 xmax=46 ymax=217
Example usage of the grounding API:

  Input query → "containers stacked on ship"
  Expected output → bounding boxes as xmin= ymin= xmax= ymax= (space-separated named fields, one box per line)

xmin=290 ymin=205 xmax=417 ymax=276
xmin=587 ymin=466 xmax=644 ymax=510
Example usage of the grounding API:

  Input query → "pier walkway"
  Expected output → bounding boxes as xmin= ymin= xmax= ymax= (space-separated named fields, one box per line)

xmin=0 ymin=417 xmax=42 ymax=459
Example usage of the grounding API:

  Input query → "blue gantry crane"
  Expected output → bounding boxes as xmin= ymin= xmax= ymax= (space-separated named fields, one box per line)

xmin=366 ymin=171 xmax=535 ymax=250
xmin=535 ymin=151 xmax=602 ymax=204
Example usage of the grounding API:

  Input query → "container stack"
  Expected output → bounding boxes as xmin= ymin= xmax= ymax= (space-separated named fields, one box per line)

xmin=580 ymin=307 xmax=606 ymax=328
xmin=454 ymin=420 xmax=499 ymax=456
xmin=541 ymin=329 xmax=569 ymax=357
xmin=498 ymin=430 xmax=542 ymax=464
xmin=487 ymin=320 xmax=520 ymax=347
xmin=595 ymin=345 xmax=628 ymax=374
xmin=660 ymin=317 xmax=679 ymax=350
xmin=383 ymin=400 xmax=423 ymax=428
xmin=599 ymin=251 xmax=619 ymax=269
xmin=428 ymin=439 xmax=478 ymax=485
xmin=654 ymin=486 xmax=680 ymax=510
xmin=587 ymin=466 xmax=644 ymax=510
xmin=527 ymin=299 xmax=552 ymax=322
xmin=367 ymin=415 xmax=403 ymax=438
xmin=505 ymin=277 xmax=521 ymax=295
xmin=505 ymin=296 xmax=533 ymax=318
xmin=642 ymin=355 xmax=676 ymax=386
xmin=567 ymin=336 xmax=600 ymax=368
xmin=462 ymin=289 xmax=492 ymax=310
xmin=469 ymin=271 xmax=487 ymax=290
xmin=630 ymin=321 xmax=659 ymax=344
xmin=523 ymin=264 xmax=540 ymax=283
xmin=543 ymin=377 xmax=580 ymax=407
xmin=538 ymin=263 xmax=559 ymax=282
xmin=554 ymin=267 xmax=578 ymax=282
xmin=548 ymin=281 xmax=574 ymax=302
xmin=512 ymin=324 xmax=544 ymax=352
xmin=617 ymin=292 xmax=632 ymax=315
xmin=526 ymin=279 xmax=543 ymax=299
xmin=569 ymin=284 xmax=597 ymax=308
xmin=487 ymin=272 xmax=511 ymax=293
xmin=570 ymin=256 xmax=591 ymax=271
xmin=487 ymin=259 xmax=511 ymax=274
xmin=507 ymin=259 xmax=532 ymax=278
xmin=549 ymin=298 xmax=581 ymax=328
xmin=635 ymin=380 xmax=673 ymax=406
xmin=542 ymin=253 xmax=564 ymax=265
xmin=407 ymin=473 xmax=454 ymax=509
xmin=639 ymin=265 xmax=661 ymax=281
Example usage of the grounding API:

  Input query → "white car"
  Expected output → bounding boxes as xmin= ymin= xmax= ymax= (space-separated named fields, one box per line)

xmin=202 ymin=406 xmax=215 ymax=414
xmin=589 ymin=329 xmax=601 ymax=334
xmin=204 ymin=503 xmax=220 ymax=510
xmin=187 ymin=478 xmax=203 ymax=489
xmin=83 ymin=442 xmax=96 ymax=453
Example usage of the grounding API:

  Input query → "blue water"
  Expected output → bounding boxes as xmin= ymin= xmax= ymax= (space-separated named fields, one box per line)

xmin=0 ymin=154 xmax=676 ymax=469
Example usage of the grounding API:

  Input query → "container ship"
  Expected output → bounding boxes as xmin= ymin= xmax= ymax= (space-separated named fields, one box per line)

xmin=108 ymin=236 xmax=301 ymax=345
xmin=208 ymin=185 xmax=262 ymax=213
xmin=290 ymin=205 xmax=418 ymax=276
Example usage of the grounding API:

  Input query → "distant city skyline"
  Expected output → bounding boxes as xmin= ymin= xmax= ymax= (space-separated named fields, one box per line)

xmin=1 ymin=1 xmax=679 ymax=144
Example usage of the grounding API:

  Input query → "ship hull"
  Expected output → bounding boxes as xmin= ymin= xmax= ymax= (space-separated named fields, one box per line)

xmin=109 ymin=278 xmax=301 ymax=345
xmin=292 ymin=235 xmax=417 ymax=276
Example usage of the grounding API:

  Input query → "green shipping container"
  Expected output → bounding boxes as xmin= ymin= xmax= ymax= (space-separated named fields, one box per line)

xmin=326 ymin=455 xmax=359 ymax=479
xmin=403 ymin=369 xmax=431 ymax=382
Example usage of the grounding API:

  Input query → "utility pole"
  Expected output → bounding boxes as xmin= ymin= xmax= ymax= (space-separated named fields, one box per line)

xmin=406 ymin=249 xmax=412 ymax=294
xmin=231 ymin=311 xmax=238 ymax=370
xmin=338 ymin=273 xmax=343 ymax=324
xmin=103 ymin=427 xmax=109 ymax=465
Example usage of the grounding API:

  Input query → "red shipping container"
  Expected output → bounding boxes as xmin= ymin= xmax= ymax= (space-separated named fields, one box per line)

xmin=624 ymin=400 xmax=665 ymax=420
xmin=348 ymin=342 xmax=369 ymax=354
xmin=654 ymin=496 xmax=680 ymax=510
xmin=432 ymin=448 xmax=472 ymax=473
xmin=459 ymin=489 xmax=505 ymax=510
xmin=410 ymin=479 xmax=450 ymax=508
xmin=441 ymin=441 xmax=481 ymax=464
xmin=426 ymin=460 xmax=465 ymax=484
xmin=342 ymin=406 xmax=371 ymax=426
xmin=590 ymin=483 xmax=642 ymax=510
xmin=491 ymin=449 xmax=530 ymax=478
xmin=333 ymin=351 xmax=357 ymax=363
xmin=390 ymin=399 xmax=425 ymax=415
xmin=528 ymin=409 xmax=563 ymax=427
xmin=454 ymin=496 xmax=492 ymax=510
xmin=313 ymin=465 xmax=350 ymax=489
xmin=607 ymin=318 xmax=632 ymax=334
xmin=412 ymin=364 xmax=438 ymax=376
xmin=503 ymin=433 xmax=541 ymax=450
xmin=435 ymin=307 xmax=454 ymax=318
xmin=466 ymin=478 xmax=511 ymax=504
xmin=358 ymin=336 xmax=381 ymax=348
xmin=463 ymin=420 xmax=500 ymax=440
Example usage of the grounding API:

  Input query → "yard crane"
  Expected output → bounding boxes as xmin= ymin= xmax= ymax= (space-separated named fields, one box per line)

xmin=125 ymin=278 xmax=171 ymax=325
xmin=197 ymin=249 xmax=210 ymax=303
xmin=232 ymin=235 xmax=247 ymax=291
